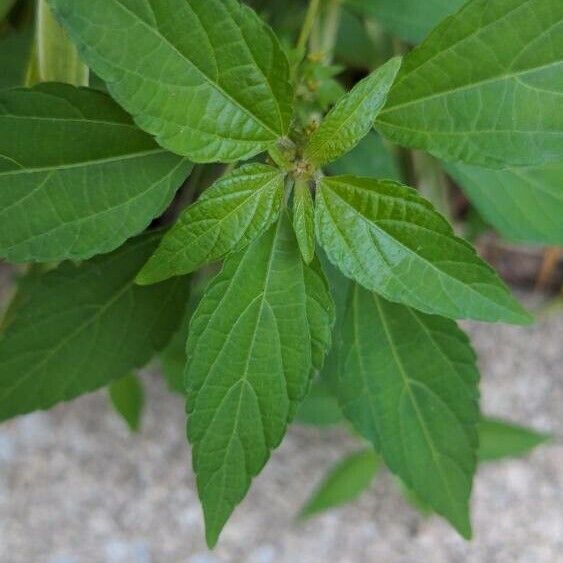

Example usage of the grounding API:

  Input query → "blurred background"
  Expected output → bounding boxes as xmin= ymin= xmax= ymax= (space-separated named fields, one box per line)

xmin=1 ymin=0 xmax=562 ymax=561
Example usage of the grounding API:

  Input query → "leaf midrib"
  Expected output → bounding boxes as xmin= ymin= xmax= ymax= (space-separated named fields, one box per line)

xmin=322 ymin=183 xmax=517 ymax=319
xmin=380 ymin=59 xmax=561 ymax=116
xmin=0 ymin=158 xmax=186 ymax=255
xmin=106 ymin=0 xmax=282 ymax=137
xmin=0 ymin=240 xmax=155 ymax=404
xmin=372 ymin=293 xmax=467 ymax=523
xmin=0 ymin=148 xmax=166 ymax=176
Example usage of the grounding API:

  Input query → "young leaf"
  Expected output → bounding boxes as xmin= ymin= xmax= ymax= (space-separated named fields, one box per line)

xmin=0 ymin=83 xmax=192 ymax=263
xmin=478 ymin=418 xmax=551 ymax=461
xmin=315 ymin=175 xmax=531 ymax=324
xmin=292 ymin=178 xmax=315 ymax=264
xmin=346 ymin=0 xmax=466 ymax=44
xmin=304 ymin=57 xmax=401 ymax=166
xmin=377 ymin=0 xmax=563 ymax=168
xmin=338 ymin=286 xmax=479 ymax=538
xmin=0 ymin=233 xmax=190 ymax=422
xmin=137 ymin=164 xmax=284 ymax=285
xmin=187 ymin=213 xmax=334 ymax=547
xmin=36 ymin=0 xmax=88 ymax=85
xmin=108 ymin=374 xmax=145 ymax=432
xmin=300 ymin=449 xmax=379 ymax=518
xmin=447 ymin=160 xmax=563 ymax=245
xmin=50 ymin=0 xmax=294 ymax=162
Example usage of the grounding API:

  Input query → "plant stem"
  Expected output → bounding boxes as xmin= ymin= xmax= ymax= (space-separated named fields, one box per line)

xmin=297 ymin=0 xmax=321 ymax=53
xmin=321 ymin=0 xmax=342 ymax=64
xmin=34 ymin=0 xmax=89 ymax=86
xmin=412 ymin=151 xmax=451 ymax=219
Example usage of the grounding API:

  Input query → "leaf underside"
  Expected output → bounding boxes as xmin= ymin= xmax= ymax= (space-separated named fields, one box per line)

xmin=447 ymin=160 xmax=563 ymax=245
xmin=346 ymin=0 xmax=466 ymax=44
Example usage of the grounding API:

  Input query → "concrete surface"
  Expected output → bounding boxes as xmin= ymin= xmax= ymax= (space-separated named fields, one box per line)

xmin=0 ymin=295 xmax=561 ymax=563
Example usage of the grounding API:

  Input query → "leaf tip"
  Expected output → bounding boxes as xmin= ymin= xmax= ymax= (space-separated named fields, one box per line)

xmin=204 ymin=521 xmax=222 ymax=550
xmin=134 ymin=264 xmax=162 ymax=286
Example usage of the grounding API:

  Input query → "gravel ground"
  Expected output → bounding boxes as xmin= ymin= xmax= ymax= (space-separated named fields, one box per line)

xmin=0 ymin=291 xmax=561 ymax=563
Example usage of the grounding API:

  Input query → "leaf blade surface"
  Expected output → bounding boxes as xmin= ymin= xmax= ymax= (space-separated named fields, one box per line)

xmin=49 ymin=0 xmax=294 ymax=162
xmin=315 ymin=175 xmax=530 ymax=323
xmin=0 ymin=83 xmax=192 ymax=262
xmin=186 ymin=213 xmax=334 ymax=546
xmin=377 ymin=0 xmax=563 ymax=167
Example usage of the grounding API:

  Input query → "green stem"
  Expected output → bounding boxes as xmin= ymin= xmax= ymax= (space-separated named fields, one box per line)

xmin=412 ymin=151 xmax=451 ymax=219
xmin=34 ymin=0 xmax=89 ymax=86
xmin=321 ymin=0 xmax=342 ymax=64
xmin=297 ymin=0 xmax=321 ymax=53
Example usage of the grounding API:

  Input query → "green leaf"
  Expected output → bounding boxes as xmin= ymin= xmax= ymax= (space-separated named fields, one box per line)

xmin=447 ymin=160 xmax=563 ymax=245
xmin=186 ymin=212 xmax=334 ymax=547
xmin=346 ymin=0 xmax=466 ymax=44
xmin=305 ymin=57 xmax=401 ymax=166
xmin=0 ymin=83 xmax=192 ymax=263
xmin=338 ymin=286 xmax=479 ymax=538
xmin=160 ymin=277 xmax=207 ymax=395
xmin=377 ymin=0 xmax=563 ymax=168
xmin=295 ymin=380 xmax=343 ymax=426
xmin=328 ymin=131 xmax=403 ymax=181
xmin=335 ymin=7 xmax=379 ymax=69
xmin=478 ymin=418 xmax=551 ymax=461
xmin=300 ymin=449 xmax=379 ymax=518
xmin=36 ymin=0 xmax=88 ymax=85
xmin=315 ymin=175 xmax=531 ymax=324
xmin=137 ymin=164 xmax=284 ymax=284
xmin=49 ymin=0 xmax=294 ymax=162
xmin=0 ymin=28 xmax=34 ymax=90
xmin=0 ymin=233 xmax=190 ymax=422
xmin=292 ymin=178 xmax=315 ymax=264
xmin=108 ymin=373 xmax=144 ymax=432
xmin=160 ymin=324 xmax=187 ymax=394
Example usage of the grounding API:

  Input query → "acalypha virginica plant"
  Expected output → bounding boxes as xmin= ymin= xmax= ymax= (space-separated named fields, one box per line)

xmin=0 ymin=0 xmax=560 ymax=547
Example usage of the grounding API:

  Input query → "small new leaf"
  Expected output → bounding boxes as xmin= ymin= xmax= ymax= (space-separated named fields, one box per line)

xmin=478 ymin=418 xmax=551 ymax=461
xmin=315 ymin=175 xmax=531 ymax=323
xmin=305 ymin=57 xmax=401 ymax=166
xmin=338 ymin=286 xmax=479 ymax=537
xmin=50 ymin=0 xmax=294 ymax=162
xmin=0 ymin=234 xmax=190 ymax=421
xmin=187 ymin=213 xmax=334 ymax=547
xmin=300 ymin=449 xmax=379 ymax=518
xmin=138 ymin=164 xmax=285 ymax=284
xmin=377 ymin=0 xmax=563 ymax=167
xmin=292 ymin=178 xmax=315 ymax=264
xmin=108 ymin=374 xmax=145 ymax=433
xmin=0 ymin=83 xmax=192 ymax=263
